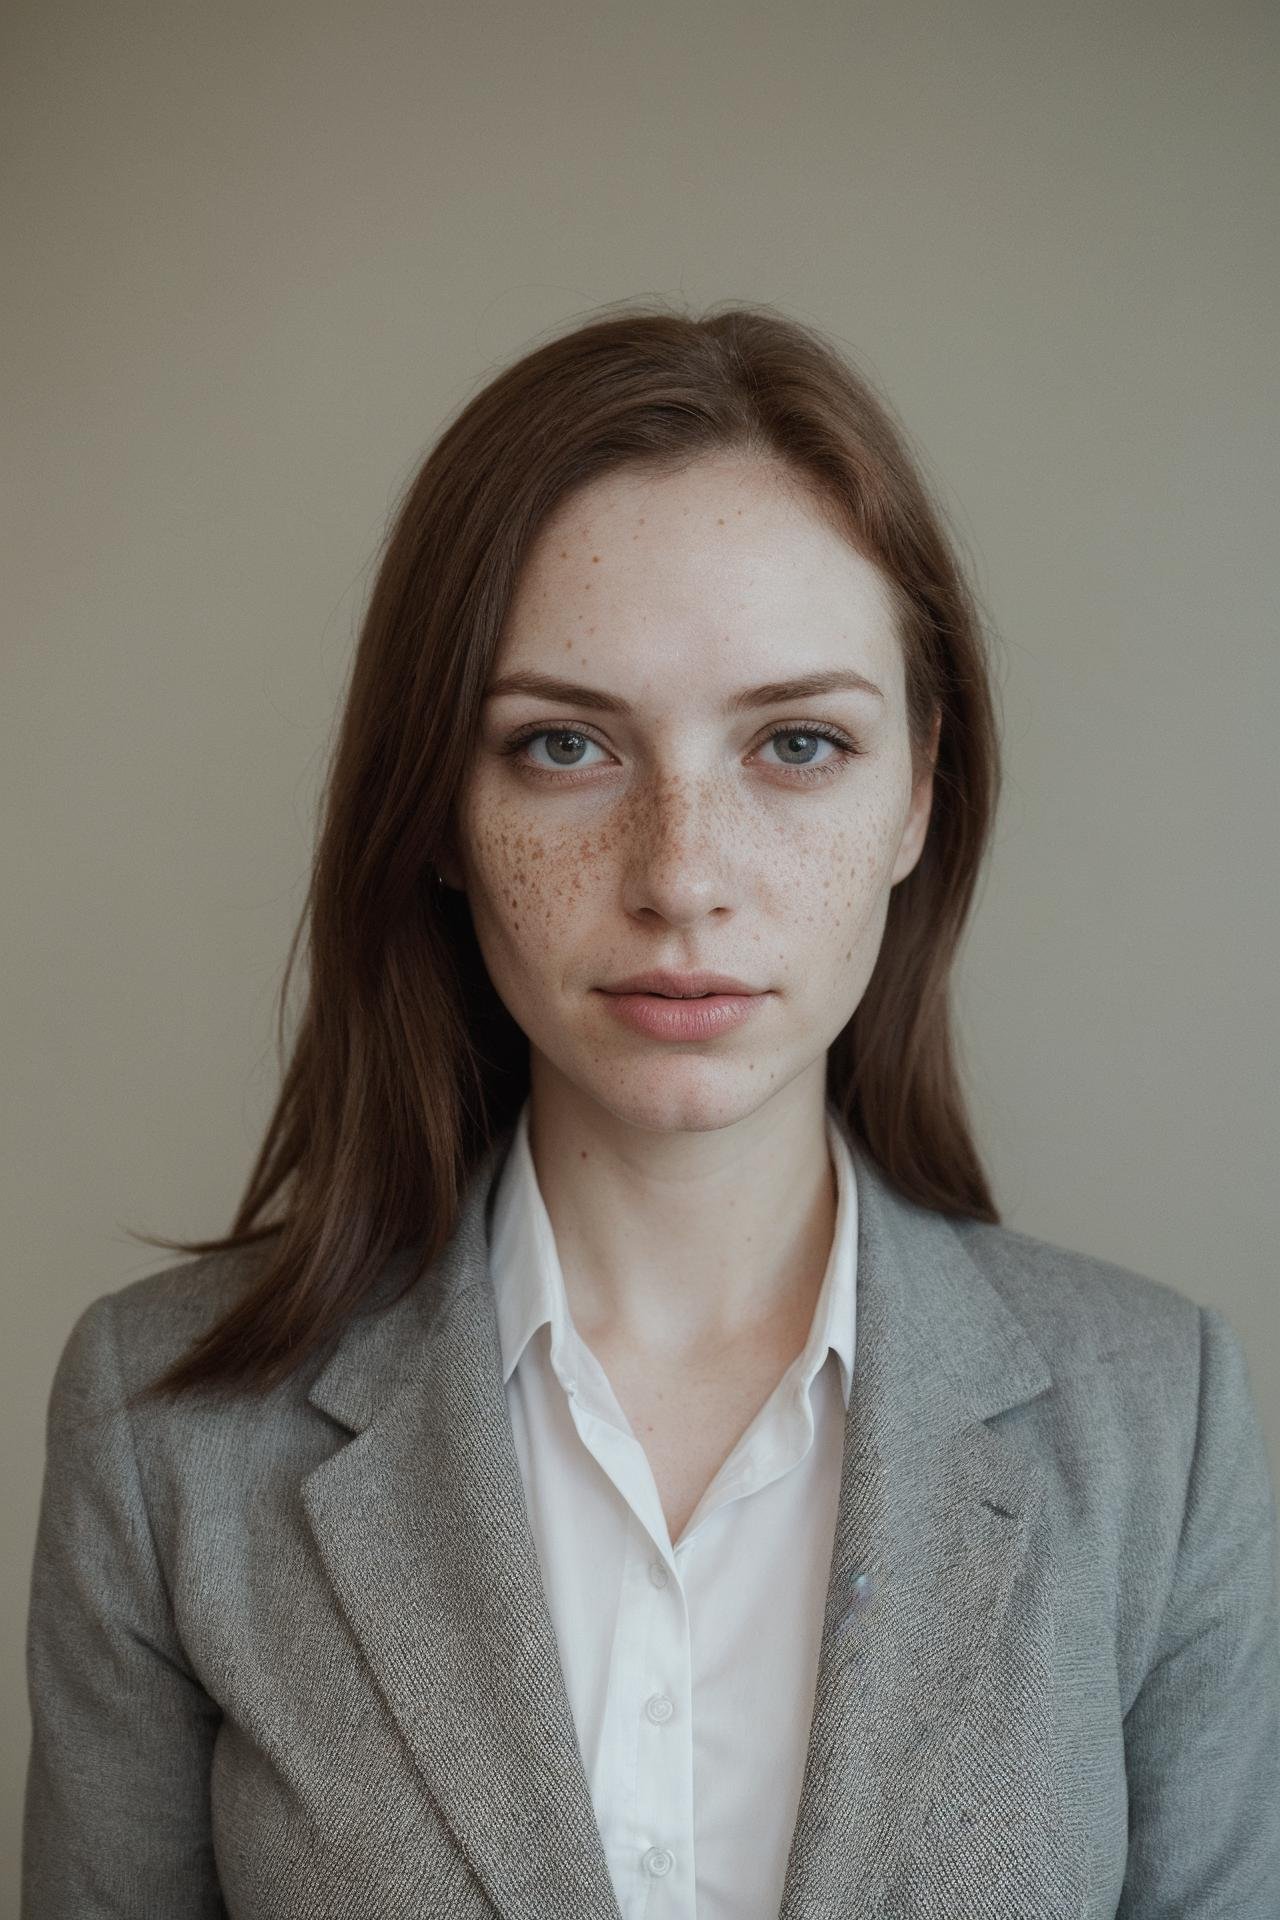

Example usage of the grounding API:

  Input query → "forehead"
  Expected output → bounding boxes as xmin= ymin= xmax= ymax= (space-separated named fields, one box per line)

xmin=499 ymin=455 xmax=904 ymax=699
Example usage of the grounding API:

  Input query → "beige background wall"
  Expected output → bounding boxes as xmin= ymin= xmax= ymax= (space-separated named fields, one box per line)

xmin=4 ymin=0 xmax=1276 ymax=1893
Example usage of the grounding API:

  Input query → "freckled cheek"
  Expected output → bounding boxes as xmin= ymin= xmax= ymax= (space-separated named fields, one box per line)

xmin=802 ymin=802 xmax=901 ymax=931
xmin=478 ymin=850 xmax=539 ymax=931
xmin=468 ymin=809 xmax=591 ymax=953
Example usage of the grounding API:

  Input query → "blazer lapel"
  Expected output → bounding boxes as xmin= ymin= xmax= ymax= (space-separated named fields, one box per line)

xmin=301 ymin=1128 xmax=624 ymax=1920
xmin=778 ymin=1109 xmax=1088 ymax=1919
xmin=302 ymin=1115 xmax=1087 ymax=1920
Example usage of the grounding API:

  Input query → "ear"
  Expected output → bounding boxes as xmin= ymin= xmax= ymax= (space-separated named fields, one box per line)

xmin=890 ymin=706 xmax=941 ymax=887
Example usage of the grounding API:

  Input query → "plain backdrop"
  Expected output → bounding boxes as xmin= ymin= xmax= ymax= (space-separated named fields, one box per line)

xmin=3 ymin=0 xmax=1277 ymax=1895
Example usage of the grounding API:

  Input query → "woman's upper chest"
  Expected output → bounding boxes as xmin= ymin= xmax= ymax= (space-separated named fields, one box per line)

xmin=583 ymin=1325 xmax=812 ymax=1544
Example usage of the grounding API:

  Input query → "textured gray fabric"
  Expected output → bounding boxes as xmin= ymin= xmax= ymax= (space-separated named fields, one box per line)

xmin=21 ymin=1111 xmax=1280 ymax=1917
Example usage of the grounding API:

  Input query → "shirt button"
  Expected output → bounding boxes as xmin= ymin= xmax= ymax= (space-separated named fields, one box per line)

xmin=644 ymin=1692 xmax=674 ymax=1724
xmin=648 ymin=1561 xmax=669 ymax=1588
xmin=642 ymin=1846 xmax=675 ymax=1877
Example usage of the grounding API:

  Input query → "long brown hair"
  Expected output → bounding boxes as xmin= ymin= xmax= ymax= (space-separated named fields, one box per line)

xmin=126 ymin=299 xmax=1003 ymax=1407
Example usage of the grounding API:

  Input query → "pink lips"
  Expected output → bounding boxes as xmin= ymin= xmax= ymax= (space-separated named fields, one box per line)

xmin=600 ymin=968 xmax=762 ymax=997
xmin=596 ymin=987 xmax=766 ymax=1041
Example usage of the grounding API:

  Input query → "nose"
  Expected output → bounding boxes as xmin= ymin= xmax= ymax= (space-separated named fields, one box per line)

xmin=621 ymin=775 xmax=742 ymax=923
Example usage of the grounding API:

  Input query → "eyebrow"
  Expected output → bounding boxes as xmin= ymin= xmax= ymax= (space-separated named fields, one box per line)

xmin=482 ymin=667 xmax=885 ymax=711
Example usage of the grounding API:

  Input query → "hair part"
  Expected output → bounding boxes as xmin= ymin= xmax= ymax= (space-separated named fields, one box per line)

xmin=124 ymin=298 xmax=1004 ymax=1409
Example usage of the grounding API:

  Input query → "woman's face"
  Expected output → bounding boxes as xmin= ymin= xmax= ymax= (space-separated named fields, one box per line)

xmin=443 ymin=453 xmax=937 ymax=1136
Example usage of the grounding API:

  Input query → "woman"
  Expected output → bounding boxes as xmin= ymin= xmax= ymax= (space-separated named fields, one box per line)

xmin=22 ymin=304 xmax=1279 ymax=1919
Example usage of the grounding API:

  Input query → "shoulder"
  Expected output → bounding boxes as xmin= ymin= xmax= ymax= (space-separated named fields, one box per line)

xmin=946 ymin=1212 xmax=1271 ymax=1561
xmin=50 ymin=1244 xmax=273 ymax=1406
xmin=948 ymin=1217 xmax=1277 ymax=1687
xmin=40 ymin=1245 xmax=301 ymax=1485
xmin=945 ymin=1214 xmax=1211 ymax=1514
xmin=948 ymin=1212 xmax=1205 ymax=1375
xmin=39 ymin=1245 xmax=347 ymax=1574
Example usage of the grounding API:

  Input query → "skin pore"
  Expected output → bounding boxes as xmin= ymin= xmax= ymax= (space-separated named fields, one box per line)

xmin=438 ymin=452 xmax=938 ymax=1381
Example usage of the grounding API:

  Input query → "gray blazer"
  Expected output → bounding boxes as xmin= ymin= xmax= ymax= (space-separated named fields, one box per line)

xmin=22 ymin=1114 xmax=1280 ymax=1918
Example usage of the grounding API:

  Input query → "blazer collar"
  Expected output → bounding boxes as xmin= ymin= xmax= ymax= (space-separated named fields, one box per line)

xmin=301 ymin=1112 xmax=1087 ymax=1920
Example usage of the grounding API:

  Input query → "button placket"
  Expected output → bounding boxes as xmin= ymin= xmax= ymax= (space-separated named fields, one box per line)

xmin=628 ymin=1527 xmax=690 ymax=1912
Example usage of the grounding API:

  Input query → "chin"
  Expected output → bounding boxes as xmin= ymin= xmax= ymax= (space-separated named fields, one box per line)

xmin=565 ymin=1064 xmax=793 ymax=1139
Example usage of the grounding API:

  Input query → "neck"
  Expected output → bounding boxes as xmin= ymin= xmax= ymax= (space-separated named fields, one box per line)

xmin=525 ymin=1074 xmax=838 ymax=1366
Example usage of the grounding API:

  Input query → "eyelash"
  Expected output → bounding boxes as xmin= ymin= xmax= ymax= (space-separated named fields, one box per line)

xmin=497 ymin=721 xmax=863 ymax=785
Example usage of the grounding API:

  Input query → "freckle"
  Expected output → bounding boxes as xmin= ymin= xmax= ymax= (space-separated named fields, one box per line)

xmin=591 ymin=554 xmax=600 ymax=562
xmin=717 ymin=517 xmax=725 ymax=525
xmin=560 ymin=549 xmax=568 ymax=558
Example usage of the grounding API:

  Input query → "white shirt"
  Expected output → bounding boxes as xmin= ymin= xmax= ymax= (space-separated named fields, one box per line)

xmin=489 ymin=1098 xmax=859 ymax=1920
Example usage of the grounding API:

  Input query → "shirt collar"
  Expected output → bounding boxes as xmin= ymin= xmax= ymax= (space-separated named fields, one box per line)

xmin=489 ymin=1097 xmax=858 ymax=1408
